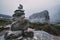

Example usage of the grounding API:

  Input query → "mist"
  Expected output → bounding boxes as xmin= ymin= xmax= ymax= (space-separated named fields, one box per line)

xmin=0 ymin=0 xmax=60 ymax=22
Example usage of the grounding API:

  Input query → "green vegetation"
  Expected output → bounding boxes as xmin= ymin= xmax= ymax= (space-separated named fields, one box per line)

xmin=0 ymin=27 xmax=4 ymax=32
xmin=29 ymin=22 xmax=60 ymax=36
xmin=0 ymin=19 xmax=12 ymax=26
xmin=0 ymin=19 xmax=12 ymax=32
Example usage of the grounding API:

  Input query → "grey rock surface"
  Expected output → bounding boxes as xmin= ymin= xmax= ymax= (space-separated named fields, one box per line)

xmin=11 ymin=19 xmax=28 ymax=31
xmin=4 ymin=31 xmax=23 ymax=40
xmin=33 ymin=31 xmax=60 ymax=40
xmin=0 ymin=31 xmax=60 ymax=40
xmin=29 ymin=10 xmax=50 ymax=23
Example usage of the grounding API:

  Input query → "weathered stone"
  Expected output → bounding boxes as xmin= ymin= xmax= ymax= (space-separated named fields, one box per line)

xmin=4 ymin=31 xmax=23 ymax=40
xmin=4 ymin=30 xmax=34 ymax=40
xmin=33 ymin=31 xmax=60 ymax=40
xmin=11 ymin=19 xmax=28 ymax=31
xmin=29 ymin=10 xmax=50 ymax=23
xmin=13 ymin=4 xmax=25 ymax=18
xmin=23 ymin=31 xmax=34 ymax=38
xmin=11 ymin=4 xmax=28 ymax=31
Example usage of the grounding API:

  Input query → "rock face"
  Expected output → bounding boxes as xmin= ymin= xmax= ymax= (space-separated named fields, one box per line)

xmin=34 ymin=31 xmax=60 ymax=40
xmin=29 ymin=10 xmax=50 ymax=23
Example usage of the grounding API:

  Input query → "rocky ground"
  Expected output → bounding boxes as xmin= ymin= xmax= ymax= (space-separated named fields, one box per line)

xmin=0 ymin=28 xmax=60 ymax=40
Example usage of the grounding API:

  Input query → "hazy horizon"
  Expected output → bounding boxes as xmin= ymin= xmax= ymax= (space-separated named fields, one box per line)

xmin=0 ymin=0 xmax=60 ymax=22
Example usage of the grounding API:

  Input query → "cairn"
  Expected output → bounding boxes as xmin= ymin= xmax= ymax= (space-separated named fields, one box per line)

xmin=4 ymin=4 xmax=34 ymax=40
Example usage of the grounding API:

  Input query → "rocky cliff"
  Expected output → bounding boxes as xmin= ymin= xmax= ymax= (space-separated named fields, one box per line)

xmin=29 ymin=10 xmax=50 ymax=23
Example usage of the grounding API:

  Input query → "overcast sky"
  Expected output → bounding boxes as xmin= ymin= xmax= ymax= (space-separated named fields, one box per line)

xmin=0 ymin=0 xmax=60 ymax=22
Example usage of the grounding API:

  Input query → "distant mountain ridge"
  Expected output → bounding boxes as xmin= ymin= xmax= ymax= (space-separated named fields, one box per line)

xmin=0 ymin=14 xmax=12 ymax=19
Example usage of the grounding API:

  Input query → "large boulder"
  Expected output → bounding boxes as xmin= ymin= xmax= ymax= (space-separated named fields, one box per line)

xmin=29 ymin=10 xmax=50 ymax=23
xmin=33 ymin=31 xmax=60 ymax=40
